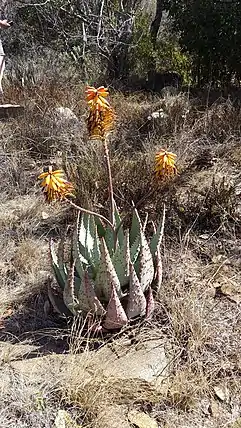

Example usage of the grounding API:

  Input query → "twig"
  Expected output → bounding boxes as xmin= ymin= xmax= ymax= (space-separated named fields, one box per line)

xmin=66 ymin=199 xmax=115 ymax=232
xmin=97 ymin=0 xmax=105 ymax=47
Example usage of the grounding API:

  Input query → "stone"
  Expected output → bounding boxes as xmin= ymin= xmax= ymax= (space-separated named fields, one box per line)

xmin=54 ymin=107 xmax=80 ymax=126
xmin=128 ymin=409 xmax=158 ymax=428
xmin=54 ymin=410 xmax=81 ymax=428
xmin=0 ymin=104 xmax=24 ymax=119
xmin=92 ymin=338 xmax=170 ymax=387
xmin=95 ymin=405 xmax=131 ymax=428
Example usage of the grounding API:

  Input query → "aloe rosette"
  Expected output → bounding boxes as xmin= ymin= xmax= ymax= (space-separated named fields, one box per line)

xmin=48 ymin=203 xmax=165 ymax=331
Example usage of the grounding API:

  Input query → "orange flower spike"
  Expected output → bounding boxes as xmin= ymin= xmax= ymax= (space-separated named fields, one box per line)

xmin=85 ymin=85 xmax=110 ymax=110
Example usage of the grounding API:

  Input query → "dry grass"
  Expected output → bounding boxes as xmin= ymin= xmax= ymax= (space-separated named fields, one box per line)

xmin=0 ymin=79 xmax=240 ymax=427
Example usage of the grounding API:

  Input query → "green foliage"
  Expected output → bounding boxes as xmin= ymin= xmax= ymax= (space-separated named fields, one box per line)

xmin=165 ymin=0 xmax=241 ymax=85
xmin=130 ymin=12 xmax=191 ymax=83
xmin=154 ymin=41 xmax=192 ymax=85
xmin=130 ymin=13 xmax=155 ymax=76
xmin=49 ymin=204 xmax=165 ymax=331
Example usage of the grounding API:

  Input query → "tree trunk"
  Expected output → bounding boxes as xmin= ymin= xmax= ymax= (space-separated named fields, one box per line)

xmin=150 ymin=0 xmax=164 ymax=48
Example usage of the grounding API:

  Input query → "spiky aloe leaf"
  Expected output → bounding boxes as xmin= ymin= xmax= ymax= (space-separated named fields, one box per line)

xmin=77 ymin=212 xmax=100 ymax=267
xmin=154 ymin=247 xmax=162 ymax=296
xmin=103 ymin=284 xmax=128 ymax=330
xmin=47 ymin=284 xmax=72 ymax=317
xmin=130 ymin=207 xmax=140 ymax=246
xmin=83 ymin=271 xmax=105 ymax=316
xmin=150 ymin=205 xmax=166 ymax=257
xmin=95 ymin=217 xmax=115 ymax=256
xmin=102 ymin=224 xmax=115 ymax=256
xmin=63 ymin=262 xmax=78 ymax=315
xmin=113 ymin=200 xmax=124 ymax=248
xmin=89 ymin=215 xmax=101 ymax=268
xmin=112 ymin=230 xmax=130 ymax=287
xmin=72 ymin=224 xmax=86 ymax=282
xmin=146 ymin=286 xmax=155 ymax=318
xmin=95 ymin=237 xmax=122 ymax=302
xmin=132 ymin=209 xmax=154 ymax=291
xmin=50 ymin=239 xmax=67 ymax=291
xmin=126 ymin=262 xmax=146 ymax=319
xmin=130 ymin=234 xmax=140 ymax=264
xmin=138 ymin=229 xmax=155 ymax=291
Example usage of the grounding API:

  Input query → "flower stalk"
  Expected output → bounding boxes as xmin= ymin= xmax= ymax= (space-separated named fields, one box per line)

xmin=103 ymin=136 xmax=115 ymax=227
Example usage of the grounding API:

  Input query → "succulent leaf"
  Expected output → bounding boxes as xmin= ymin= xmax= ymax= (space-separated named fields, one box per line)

xmin=113 ymin=200 xmax=124 ymax=248
xmin=95 ymin=237 xmax=122 ymax=302
xmin=130 ymin=234 xmax=140 ymax=264
xmin=138 ymin=228 xmax=155 ymax=291
xmin=89 ymin=215 xmax=101 ymax=268
xmin=145 ymin=286 xmax=155 ymax=319
xmin=103 ymin=284 xmax=128 ymax=330
xmin=78 ymin=212 xmax=100 ymax=266
xmin=132 ymin=209 xmax=155 ymax=291
xmin=50 ymin=239 xmax=67 ymax=291
xmin=74 ymin=274 xmax=93 ymax=313
xmin=47 ymin=284 xmax=73 ymax=317
xmin=83 ymin=271 xmax=106 ymax=316
xmin=103 ymin=224 xmax=115 ymax=256
xmin=72 ymin=229 xmax=85 ymax=280
xmin=112 ymin=230 xmax=130 ymax=287
xmin=63 ymin=262 xmax=78 ymax=315
xmin=130 ymin=208 xmax=141 ymax=246
xmin=150 ymin=205 xmax=166 ymax=257
xmin=95 ymin=216 xmax=115 ymax=256
xmin=154 ymin=247 xmax=162 ymax=296
xmin=126 ymin=262 xmax=147 ymax=319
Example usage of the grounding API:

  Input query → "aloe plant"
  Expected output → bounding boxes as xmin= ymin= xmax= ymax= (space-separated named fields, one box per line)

xmin=48 ymin=203 xmax=165 ymax=331
xmin=39 ymin=86 xmax=171 ymax=332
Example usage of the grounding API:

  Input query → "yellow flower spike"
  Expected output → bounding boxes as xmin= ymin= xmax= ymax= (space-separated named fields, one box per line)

xmin=38 ymin=166 xmax=75 ymax=203
xmin=155 ymin=149 xmax=177 ymax=179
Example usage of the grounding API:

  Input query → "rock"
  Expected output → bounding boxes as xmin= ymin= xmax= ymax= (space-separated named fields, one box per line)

xmin=213 ymin=384 xmax=230 ymax=403
xmin=95 ymin=405 xmax=131 ymax=428
xmin=54 ymin=410 xmax=81 ymax=428
xmin=0 ymin=104 xmax=24 ymax=119
xmin=54 ymin=107 xmax=80 ymax=126
xmin=92 ymin=338 xmax=170 ymax=386
xmin=128 ymin=409 xmax=158 ymax=428
xmin=9 ymin=337 xmax=170 ymax=389
xmin=218 ymin=284 xmax=241 ymax=304
xmin=148 ymin=109 xmax=168 ymax=120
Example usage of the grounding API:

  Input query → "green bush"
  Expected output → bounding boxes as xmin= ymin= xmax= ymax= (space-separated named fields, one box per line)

xmin=130 ymin=12 xmax=192 ymax=84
